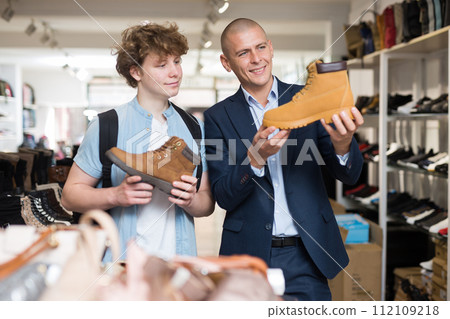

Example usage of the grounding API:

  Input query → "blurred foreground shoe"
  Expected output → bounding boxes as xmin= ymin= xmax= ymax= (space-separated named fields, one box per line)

xmin=106 ymin=136 xmax=200 ymax=194
xmin=262 ymin=60 xmax=355 ymax=129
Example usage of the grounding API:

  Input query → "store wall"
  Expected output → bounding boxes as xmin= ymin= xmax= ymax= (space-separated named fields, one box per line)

xmin=22 ymin=68 xmax=88 ymax=149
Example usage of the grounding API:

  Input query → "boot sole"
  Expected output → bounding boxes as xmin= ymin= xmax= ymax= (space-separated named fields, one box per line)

xmin=105 ymin=150 xmax=173 ymax=195
xmin=263 ymin=106 xmax=355 ymax=129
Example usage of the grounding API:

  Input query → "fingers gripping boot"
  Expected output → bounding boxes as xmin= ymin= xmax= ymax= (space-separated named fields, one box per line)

xmin=262 ymin=60 xmax=355 ymax=129
xmin=105 ymin=136 xmax=200 ymax=194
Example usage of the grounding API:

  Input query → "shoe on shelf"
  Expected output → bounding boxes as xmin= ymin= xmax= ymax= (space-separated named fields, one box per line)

xmin=388 ymin=93 xmax=413 ymax=110
xmin=388 ymin=146 xmax=414 ymax=162
xmin=429 ymin=217 xmax=449 ymax=234
xmin=415 ymin=210 xmax=447 ymax=230
xmin=438 ymin=227 xmax=448 ymax=236
xmin=416 ymin=93 xmax=448 ymax=113
xmin=106 ymin=136 xmax=200 ymax=194
xmin=406 ymin=208 xmax=435 ymax=225
xmin=419 ymin=258 xmax=433 ymax=271
xmin=355 ymin=96 xmax=371 ymax=111
xmin=427 ymin=154 xmax=449 ymax=172
xmin=262 ymin=60 xmax=355 ymax=129
xmin=418 ymin=152 xmax=447 ymax=170
xmin=361 ymin=95 xmax=379 ymax=115
xmin=435 ymin=163 xmax=448 ymax=174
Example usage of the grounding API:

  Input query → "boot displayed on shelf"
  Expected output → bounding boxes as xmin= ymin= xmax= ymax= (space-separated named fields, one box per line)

xmin=262 ymin=60 xmax=355 ymax=129
xmin=106 ymin=136 xmax=200 ymax=194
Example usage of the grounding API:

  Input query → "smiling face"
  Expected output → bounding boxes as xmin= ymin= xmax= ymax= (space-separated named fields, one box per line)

xmin=220 ymin=25 xmax=274 ymax=96
xmin=131 ymin=53 xmax=183 ymax=101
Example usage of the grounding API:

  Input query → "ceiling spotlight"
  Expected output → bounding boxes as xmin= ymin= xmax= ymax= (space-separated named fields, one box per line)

xmin=49 ymin=39 xmax=58 ymax=49
xmin=75 ymin=68 xmax=90 ymax=82
xmin=201 ymin=37 xmax=212 ymax=49
xmin=40 ymin=22 xmax=50 ymax=44
xmin=25 ymin=19 xmax=37 ymax=36
xmin=62 ymin=64 xmax=76 ymax=77
xmin=210 ymin=0 xmax=229 ymax=14
xmin=207 ymin=11 xmax=219 ymax=24
xmin=196 ymin=63 xmax=204 ymax=74
xmin=1 ymin=0 xmax=14 ymax=22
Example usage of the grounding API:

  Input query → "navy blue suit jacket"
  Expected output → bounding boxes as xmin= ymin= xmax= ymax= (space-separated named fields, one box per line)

xmin=204 ymin=79 xmax=363 ymax=279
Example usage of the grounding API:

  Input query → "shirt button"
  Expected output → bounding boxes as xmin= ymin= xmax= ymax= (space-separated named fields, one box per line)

xmin=271 ymin=158 xmax=276 ymax=162
xmin=147 ymin=113 xmax=151 ymax=117
xmin=274 ymin=183 xmax=278 ymax=187
xmin=265 ymin=223 xmax=272 ymax=230
xmin=146 ymin=128 xmax=150 ymax=131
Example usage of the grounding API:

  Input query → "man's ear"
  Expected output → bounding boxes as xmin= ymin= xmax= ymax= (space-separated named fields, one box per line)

xmin=129 ymin=65 xmax=142 ymax=82
xmin=268 ymin=39 xmax=274 ymax=58
xmin=220 ymin=54 xmax=232 ymax=73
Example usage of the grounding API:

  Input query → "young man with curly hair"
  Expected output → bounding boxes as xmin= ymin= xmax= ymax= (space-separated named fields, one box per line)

xmin=62 ymin=22 xmax=214 ymax=260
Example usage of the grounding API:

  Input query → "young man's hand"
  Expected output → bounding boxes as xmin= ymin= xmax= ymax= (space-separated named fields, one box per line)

xmin=115 ymin=175 xmax=154 ymax=207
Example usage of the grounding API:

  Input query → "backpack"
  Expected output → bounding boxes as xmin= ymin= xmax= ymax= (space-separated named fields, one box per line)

xmin=98 ymin=104 xmax=203 ymax=192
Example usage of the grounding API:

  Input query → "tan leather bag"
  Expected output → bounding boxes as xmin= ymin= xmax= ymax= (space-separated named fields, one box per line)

xmin=40 ymin=210 xmax=120 ymax=301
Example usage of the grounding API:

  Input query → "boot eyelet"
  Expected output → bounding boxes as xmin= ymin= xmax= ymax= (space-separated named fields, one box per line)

xmin=175 ymin=141 xmax=182 ymax=147
xmin=174 ymin=147 xmax=178 ymax=151
xmin=157 ymin=155 xmax=162 ymax=159
xmin=164 ymin=153 xmax=168 ymax=158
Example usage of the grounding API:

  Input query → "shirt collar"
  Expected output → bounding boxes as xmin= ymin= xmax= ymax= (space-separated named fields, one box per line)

xmin=241 ymin=76 xmax=278 ymax=107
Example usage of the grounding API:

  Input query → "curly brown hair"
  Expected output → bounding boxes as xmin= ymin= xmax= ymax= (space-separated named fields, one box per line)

xmin=113 ymin=22 xmax=189 ymax=88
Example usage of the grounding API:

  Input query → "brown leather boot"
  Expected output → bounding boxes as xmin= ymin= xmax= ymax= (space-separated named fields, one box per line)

xmin=105 ymin=136 xmax=200 ymax=194
xmin=262 ymin=60 xmax=355 ymax=129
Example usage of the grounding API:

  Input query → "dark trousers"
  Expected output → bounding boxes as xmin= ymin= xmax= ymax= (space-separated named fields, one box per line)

xmin=269 ymin=238 xmax=331 ymax=301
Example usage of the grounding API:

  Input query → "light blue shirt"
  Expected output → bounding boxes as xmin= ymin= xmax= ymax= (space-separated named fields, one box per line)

xmin=74 ymin=97 xmax=207 ymax=260
xmin=242 ymin=77 xmax=348 ymax=237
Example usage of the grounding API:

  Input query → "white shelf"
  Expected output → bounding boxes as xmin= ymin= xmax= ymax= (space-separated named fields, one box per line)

xmin=0 ymin=96 xmax=16 ymax=104
xmin=0 ymin=64 xmax=22 ymax=152
xmin=350 ymin=27 xmax=450 ymax=301
xmin=347 ymin=26 xmax=450 ymax=68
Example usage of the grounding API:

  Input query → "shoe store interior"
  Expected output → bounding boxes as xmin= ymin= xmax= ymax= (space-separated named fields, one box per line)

xmin=0 ymin=0 xmax=449 ymax=302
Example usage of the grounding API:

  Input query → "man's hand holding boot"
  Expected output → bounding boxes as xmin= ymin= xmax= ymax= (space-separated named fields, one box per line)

xmin=321 ymin=106 xmax=364 ymax=155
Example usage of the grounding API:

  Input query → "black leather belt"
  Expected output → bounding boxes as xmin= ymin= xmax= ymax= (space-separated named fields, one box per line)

xmin=271 ymin=236 xmax=299 ymax=247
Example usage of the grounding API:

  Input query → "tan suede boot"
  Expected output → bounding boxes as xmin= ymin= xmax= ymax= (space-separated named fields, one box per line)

xmin=262 ymin=60 xmax=355 ymax=129
xmin=106 ymin=136 xmax=200 ymax=194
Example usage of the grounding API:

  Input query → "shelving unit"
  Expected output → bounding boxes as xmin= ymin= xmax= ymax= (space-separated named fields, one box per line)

xmin=0 ymin=64 xmax=22 ymax=152
xmin=346 ymin=26 xmax=450 ymax=301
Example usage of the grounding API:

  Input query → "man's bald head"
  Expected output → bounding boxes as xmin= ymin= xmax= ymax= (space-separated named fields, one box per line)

xmin=221 ymin=18 xmax=267 ymax=57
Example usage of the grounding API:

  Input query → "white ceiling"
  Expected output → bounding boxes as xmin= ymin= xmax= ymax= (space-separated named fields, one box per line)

xmin=0 ymin=0 xmax=352 ymax=78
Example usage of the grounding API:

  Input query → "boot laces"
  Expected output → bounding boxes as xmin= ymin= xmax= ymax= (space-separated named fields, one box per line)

xmin=293 ymin=66 xmax=315 ymax=101
xmin=151 ymin=139 xmax=182 ymax=159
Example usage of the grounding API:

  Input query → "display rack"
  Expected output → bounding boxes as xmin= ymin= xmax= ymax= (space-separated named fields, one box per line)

xmin=0 ymin=63 xmax=22 ymax=152
xmin=345 ymin=26 xmax=450 ymax=301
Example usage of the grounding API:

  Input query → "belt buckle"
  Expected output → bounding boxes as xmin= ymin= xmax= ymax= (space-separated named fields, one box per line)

xmin=279 ymin=237 xmax=286 ymax=247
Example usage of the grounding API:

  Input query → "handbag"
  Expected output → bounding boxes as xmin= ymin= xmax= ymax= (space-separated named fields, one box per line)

xmin=40 ymin=209 xmax=120 ymax=301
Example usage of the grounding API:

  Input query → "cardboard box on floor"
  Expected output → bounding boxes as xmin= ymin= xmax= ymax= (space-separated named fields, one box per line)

xmin=328 ymin=210 xmax=382 ymax=301
xmin=392 ymin=267 xmax=424 ymax=301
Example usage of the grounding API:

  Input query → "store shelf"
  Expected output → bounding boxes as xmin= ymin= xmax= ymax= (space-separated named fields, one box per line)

xmin=23 ymin=104 xmax=38 ymax=110
xmin=388 ymin=214 xmax=448 ymax=242
xmin=347 ymin=26 xmax=450 ymax=68
xmin=388 ymin=163 xmax=448 ymax=179
xmin=346 ymin=26 xmax=450 ymax=300
xmin=388 ymin=113 xmax=448 ymax=120
xmin=0 ymin=96 xmax=16 ymax=104
xmin=366 ymin=160 xmax=448 ymax=179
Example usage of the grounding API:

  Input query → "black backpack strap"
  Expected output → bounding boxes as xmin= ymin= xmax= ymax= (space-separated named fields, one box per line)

xmin=172 ymin=104 xmax=203 ymax=192
xmin=98 ymin=109 xmax=118 ymax=188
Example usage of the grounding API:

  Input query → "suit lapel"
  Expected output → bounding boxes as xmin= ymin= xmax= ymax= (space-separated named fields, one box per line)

xmin=224 ymin=88 xmax=258 ymax=142
xmin=224 ymin=88 xmax=273 ymax=185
